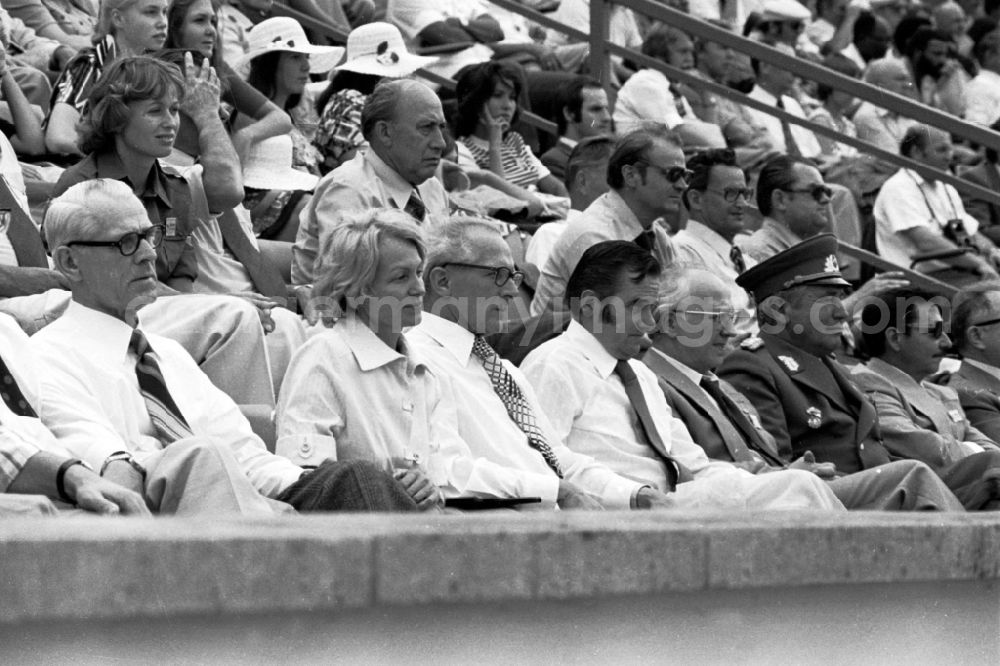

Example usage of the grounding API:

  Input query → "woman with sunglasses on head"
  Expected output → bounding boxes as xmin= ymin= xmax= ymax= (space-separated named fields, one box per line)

xmin=275 ymin=208 xmax=450 ymax=512
xmin=163 ymin=0 xmax=292 ymax=162
xmin=453 ymin=60 xmax=569 ymax=218
xmin=45 ymin=0 xmax=171 ymax=155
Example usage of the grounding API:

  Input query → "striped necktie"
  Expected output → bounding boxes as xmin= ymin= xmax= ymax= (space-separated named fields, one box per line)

xmin=404 ymin=189 xmax=426 ymax=222
xmin=0 ymin=354 xmax=36 ymax=417
xmin=471 ymin=335 xmax=563 ymax=477
xmin=129 ymin=329 xmax=193 ymax=444
xmin=730 ymin=244 xmax=747 ymax=273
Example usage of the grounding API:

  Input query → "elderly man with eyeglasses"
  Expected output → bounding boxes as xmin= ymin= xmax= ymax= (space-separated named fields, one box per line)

xmin=673 ymin=148 xmax=758 ymax=337
xmin=408 ymin=217 xmax=673 ymax=510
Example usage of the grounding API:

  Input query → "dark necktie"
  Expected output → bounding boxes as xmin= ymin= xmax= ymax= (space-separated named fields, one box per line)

xmin=129 ymin=329 xmax=194 ymax=444
xmin=614 ymin=360 xmax=689 ymax=491
xmin=729 ymin=244 xmax=746 ymax=274
xmin=699 ymin=373 xmax=784 ymax=466
xmin=634 ymin=228 xmax=656 ymax=253
xmin=775 ymin=97 xmax=802 ymax=158
xmin=669 ymin=84 xmax=687 ymax=118
xmin=0 ymin=175 xmax=48 ymax=268
xmin=404 ymin=188 xmax=426 ymax=223
xmin=0 ymin=355 xmax=36 ymax=417
xmin=216 ymin=209 xmax=287 ymax=300
xmin=472 ymin=335 xmax=563 ymax=477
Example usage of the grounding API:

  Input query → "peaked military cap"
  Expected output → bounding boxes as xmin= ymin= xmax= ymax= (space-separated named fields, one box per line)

xmin=735 ymin=233 xmax=851 ymax=300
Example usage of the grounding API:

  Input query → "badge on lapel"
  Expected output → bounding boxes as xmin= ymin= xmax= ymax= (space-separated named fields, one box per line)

xmin=778 ymin=355 xmax=800 ymax=373
xmin=741 ymin=336 xmax=764 ymax=351
xmin=948 ymin=409 xmax=964 ymax=423
xmin=806 ymin=406 xmax=822 ymax=429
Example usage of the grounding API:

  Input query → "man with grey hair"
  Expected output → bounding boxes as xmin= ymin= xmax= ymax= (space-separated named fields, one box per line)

xmin=853 ymin=58 xmax=919 ymax=192
xmin=292 ymin=78 xmax=451 ymax=286
xmin=31 ymin=179 xmax=421 ymax=516
xmin=408 ymin=217 xmax=674 ymax=510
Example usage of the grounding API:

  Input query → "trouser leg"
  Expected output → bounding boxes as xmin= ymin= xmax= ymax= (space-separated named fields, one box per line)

xmin=277 ymin=459 xmax=418 ymax=512
xmin=143 ymin=438 xmax=293 ymax=517
xmin=827 ymin=460 xmax=965 ymax=511
xmin=935 ymin=450 xmax=1000 ymax=510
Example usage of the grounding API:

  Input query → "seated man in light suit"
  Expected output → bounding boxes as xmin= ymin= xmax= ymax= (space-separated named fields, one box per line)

xmin=409 ymin=216 xmax=673 ymax=510
xmin=643 ymin=266 xmax=963 ymax=510
xmin=31 ymin=179 xmax=418 ymax=516
xmin=0 ymin=312 xmax=150 ymax=517
xmin=522 ymin=240 xmax=844 ymax=510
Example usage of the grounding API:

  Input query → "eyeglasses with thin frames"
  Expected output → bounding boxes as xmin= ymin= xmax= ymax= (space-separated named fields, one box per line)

xmin=66 ymin=225 xmax=165 ymax=256
xmin=443 ymin=262 xmax=525 ymax=287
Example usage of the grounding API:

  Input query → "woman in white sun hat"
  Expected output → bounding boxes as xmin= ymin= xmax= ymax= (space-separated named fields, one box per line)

xmin=312 ymin=22 xmax=436 ymax=173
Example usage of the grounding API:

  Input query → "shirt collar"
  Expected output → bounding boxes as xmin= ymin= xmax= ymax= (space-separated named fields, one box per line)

xmin=647 ymin=347 xmax=705 ymax=386
xmin=366 ymin=149 xmax=417 ymax=210
xmin=865 ymin=357 xmax=919 ymax=388
xmin=761 ymin=216 xmax=804 ymax=246
xmin=94 ymin=151 xmax=172 ymax=208
xmin=684 ymin=219 xmax=734 ymax=256
xmin=338 ymin=313 xmax=426 ymax=374
xmin=558 ymin=136 xmax=578 ymax=150
xmin=63 ymin=300 xmax=142 ymax=366
xmin=413 ymin=312 xmax=475 ymax=367
xmin=596 ymin=189 xmax=644 ymax=235
xmin=565 ymin=319 xmax=620 ymax=379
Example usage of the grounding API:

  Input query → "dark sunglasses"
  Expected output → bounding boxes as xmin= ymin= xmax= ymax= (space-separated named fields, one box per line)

xmin=705 ymin=186 xmax=753 ymax=203
xmin=783 ymin=184 xmax=834 ymax=202
xmin=908 ymin=320 xmax=945 ymax=339
xmin=66 ymin=225 xmax=165 ymax=256
xmin=638 ymin=161 xmax=693 ymax=184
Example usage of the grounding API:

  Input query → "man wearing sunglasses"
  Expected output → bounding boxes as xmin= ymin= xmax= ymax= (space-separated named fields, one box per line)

xmin=939 ymin=282 xmax=1000 ymax=442
xmin=851 ymin=288 xmax=1000 ymax=510
xmin=674 ymin=148 xmax=758 ymax=336
xmin=532 ymin=126 xmax=685 ymax=318
xmin=410 ymin=218 xmax=671 ymax=510
xmin=645 ymin=266 xmax=963 ymax=510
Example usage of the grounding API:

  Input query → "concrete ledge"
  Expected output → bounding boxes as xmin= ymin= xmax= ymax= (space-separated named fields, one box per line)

xmin=2 ymin=511 xmax=1000 ymax=626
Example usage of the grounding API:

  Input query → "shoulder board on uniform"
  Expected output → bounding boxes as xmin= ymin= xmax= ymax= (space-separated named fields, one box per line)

xmin=740 ymin=336 xmax=765 ymax=351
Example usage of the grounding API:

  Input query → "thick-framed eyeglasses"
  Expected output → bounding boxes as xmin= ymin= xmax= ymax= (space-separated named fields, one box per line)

xmin=783 ymin=184 xmax=833 ymax=202
xmin=704 ymin=187 xmax=753 ymax=203
xmin=443 ymin=262 xmax=525 ymax=287
xmin=637 ymin=161 xmax=693 ymax=184
xmin=67 ymin=225 xmax=165 ymax=256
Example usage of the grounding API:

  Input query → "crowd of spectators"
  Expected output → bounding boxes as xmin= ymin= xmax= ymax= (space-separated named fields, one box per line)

xmin=5 ymin=0 xmax=1000 ymax=521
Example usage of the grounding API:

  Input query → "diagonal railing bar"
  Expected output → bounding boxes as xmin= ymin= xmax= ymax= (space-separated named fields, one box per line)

xmin=838 ymin=243 xmax=958 ymax=297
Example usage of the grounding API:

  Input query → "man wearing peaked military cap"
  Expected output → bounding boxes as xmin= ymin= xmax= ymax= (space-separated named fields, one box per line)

xmin=717 ymin=235 xmax=900 ymax=476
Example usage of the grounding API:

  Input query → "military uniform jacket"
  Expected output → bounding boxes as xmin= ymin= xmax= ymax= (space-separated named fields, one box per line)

xmin=717 ymin=333 xmax=891 ymax=474
xmin=642 ymin=349 xmax=782 ymax=469
xmin=938 ymin=361 xmax=1000 ymax=444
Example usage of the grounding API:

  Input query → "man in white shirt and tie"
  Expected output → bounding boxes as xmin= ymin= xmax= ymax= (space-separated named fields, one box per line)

xmin=409 ymin=217 xmax=673 ymax=509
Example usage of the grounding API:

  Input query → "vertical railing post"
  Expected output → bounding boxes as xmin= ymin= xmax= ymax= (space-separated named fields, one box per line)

xmin=589 ymin=0 xmax=612 ymax=93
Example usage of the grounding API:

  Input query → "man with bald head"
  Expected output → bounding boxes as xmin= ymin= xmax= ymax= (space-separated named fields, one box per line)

xmin=853 ymin=58 xmax=919 ymax=192
xmin=292 ymin=79 xmax=451 ymax=286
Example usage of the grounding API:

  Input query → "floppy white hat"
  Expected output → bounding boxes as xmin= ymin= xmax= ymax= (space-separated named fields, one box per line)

xmin=242 ymin=135 xmax=319 ymax=191
xmin=240 ymin=17 xmax=345 ymax=75
xmin=337 ymin=22 xmax=436 ymax=77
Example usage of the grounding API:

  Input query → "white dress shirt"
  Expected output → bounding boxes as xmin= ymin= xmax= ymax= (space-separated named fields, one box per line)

xmin=964 ymin=69 xmax=1000 ymax=127
xmin=0 ymin=132 xmax=33 ymax=267
xmin=672 ymin=220 xmax=758 ymax=336
xmin=31 ymin=301 xmax=303 ymax=498
xmin=293 ymin=149 xmax=450 ymax=286
xmin=745 ymin=86 xmax=823 ymax=159
xmin=874 ymin=168 xmax=979 ymax=270
xmin=532 ymin=190 xmax=675 ymax=316
xmin=275 ymin=314 xmax=455 ymax=487
xmin=0 ymin=313 xmax=70 ymax=492
xmin=408 ymin=313 xmax=642 ymax=507
xmin=522 ymin=321 xmax=843 ymax=509
xmin=613 ymin=68 xmax=694 ymax=134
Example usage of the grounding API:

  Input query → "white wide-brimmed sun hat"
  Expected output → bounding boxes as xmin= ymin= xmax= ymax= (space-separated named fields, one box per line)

xmin=239 ymin=17 xmax=345 ymax=75
xmin=242 ymin=135 xmax=319 ymax=192
xmin=336 ymin=22 xmax=436 ymax=78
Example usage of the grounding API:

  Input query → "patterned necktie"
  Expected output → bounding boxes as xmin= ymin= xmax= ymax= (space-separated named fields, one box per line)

xmin=129 ymin=329 xmax=194 ymax=444
xmin=471 ymin=335 xmax=563 ymax=477
xmin=699 ymin=373 xmax=784 ymax=466
xmin=404 ymin=189 xmax=426 ymax=223
xmin=614 ymin=360 xmax=688 ymax=491
xmin=775 ymin=97 xmax=803 ymax=158
xmin=729 ymin=244 xmax=746 ymax=274
xmin=634 ymin=228 xmax=656 ymax=253
xmin=0 ymin=355 xmax=36 ymax=417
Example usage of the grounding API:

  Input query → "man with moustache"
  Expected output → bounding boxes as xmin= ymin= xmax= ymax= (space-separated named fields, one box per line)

xmin=540 ymin=77 xmax=613 ymax=182
xmin=409 ymin=218 xmax=672 ymax=509
xmin=522 ymin=240 xmax=844 ymax=510
xmin=672 ymin=148 xmax=757 ymax=336
xmin=644 ymin=266 xmax=964 ymax=510
xmin=292 ymin=78 xmax=450 ymax=286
